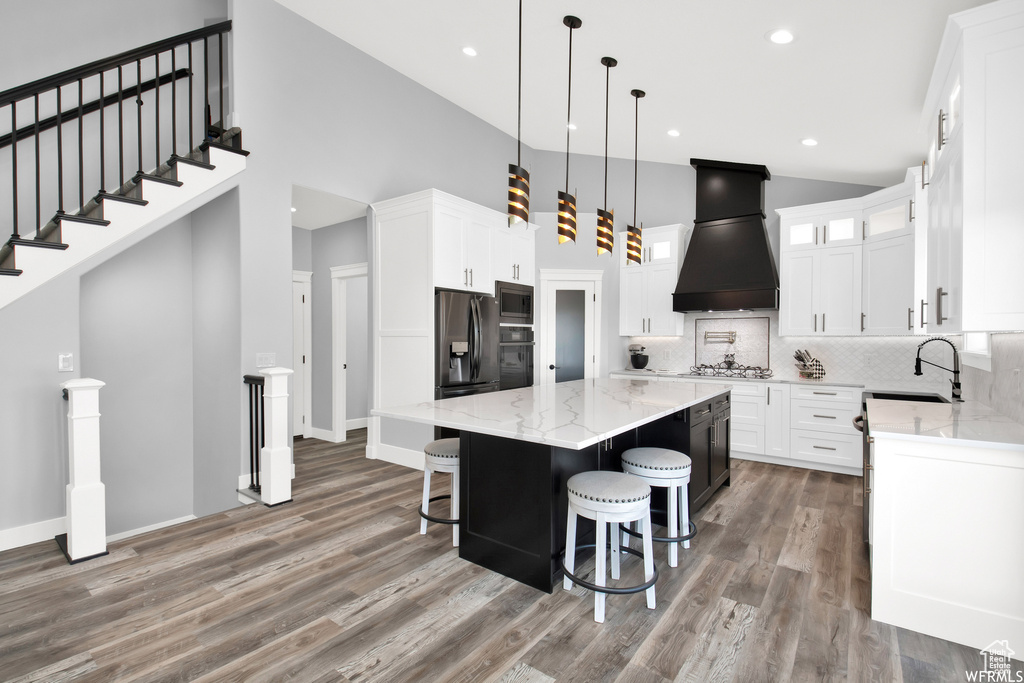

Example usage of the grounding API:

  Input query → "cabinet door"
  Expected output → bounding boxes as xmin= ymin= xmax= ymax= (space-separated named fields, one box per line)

xmin=819 ymin=246 xmax=862 ymax=335
xmin=645 ymin=263 xmax=681 ymax=335
xmin=710 ymin=411 xmax=730 ymax=487
xmin=491 ymin=228 xmax=515 ymax=283
xmin=765 ymin=384 xmax=790 ymax=458
xmin=433 ymin=205 xmax=468 ymax=290
xmin=688 ymin=418 xmax=713 ymax=509
xmin=863 ymin=234 xmax=915 ymax=334
xmin=511 ymin=229 xmax=535 ymax=286
xmin=465 ymin=214 xmax=493 ymax=294
xmin=927 ymin=144 xmax=962 ymax=332
xmin=779 ymin=251 xmax=818 ymax=335
xmin=864 ymin=196 xmax=913 ymax=243
xmin=781 ymin=217 xmax=819 ymax=251
xmin=619 ymin=267 xmax=645 ymax=336
xmin=641 ymin=226 xmax=679 ymax=265
xmin=820 ymin=211 xmax=861 ymax=247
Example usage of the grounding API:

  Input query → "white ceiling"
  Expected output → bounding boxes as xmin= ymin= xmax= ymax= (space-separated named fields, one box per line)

xmin=291 ymin=185 xmax=368 ymax=230
xmin=276 ymin=0 xmax=990 ymax=188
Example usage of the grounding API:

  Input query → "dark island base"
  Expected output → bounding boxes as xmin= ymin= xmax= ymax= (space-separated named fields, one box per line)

xmin=458 ymin=396 xmax=730 ymax=593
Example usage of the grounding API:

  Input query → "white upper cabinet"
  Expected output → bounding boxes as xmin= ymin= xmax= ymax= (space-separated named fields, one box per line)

xmin=617 ymin=224 xmax=686 ymax=337
xmin=781 ymin=204 xmax=861 ymax=251
xmin=922 ymin=1 xmax=1024 ymax=332
xmin=432 ymin=194 xmax=498 ymax=295
xmin=863 ymin=234 xmax=916 ymax=335
xmin=492 ymin=223 xmax=536 ymax=287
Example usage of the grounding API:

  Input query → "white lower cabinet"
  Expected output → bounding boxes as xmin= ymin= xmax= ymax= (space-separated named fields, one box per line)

xmin=791 ymin=431 xmax=862 ymax=468
xmin=789 ymin=383 xmax=861 ymax=468
xmin=765 ymin=383 xmax=790 ymax=458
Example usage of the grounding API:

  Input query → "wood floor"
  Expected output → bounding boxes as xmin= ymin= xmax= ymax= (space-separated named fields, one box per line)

xmin=0 ymin=431 xmax=1002 ymax=682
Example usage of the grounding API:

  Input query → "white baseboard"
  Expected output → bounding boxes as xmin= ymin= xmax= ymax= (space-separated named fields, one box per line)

xmin=732 ymin=451 xmax=862 ymax=477
xmin=106 ymin=515 xmax=196 ymax=543
xmin=346 ymin=418 xmax=368 ymax=430
xmin=374 ymin=443 xmax=424 ymax=471
xmin=0 ymin=517 xmax=67 ymax=552
xmin=310 ymin=427 xmax=342 ymax=443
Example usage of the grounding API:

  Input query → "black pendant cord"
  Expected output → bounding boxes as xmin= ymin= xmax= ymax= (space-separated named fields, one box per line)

xmin=517 ymin=0 xmax=522 ymax=168
xmin=633 ymin=92 xmax=638 ymax=228
xmin=564 ymin=23 xmax=574 ymax=193
xmin=604 ymin=63 xmax=609 ymax=208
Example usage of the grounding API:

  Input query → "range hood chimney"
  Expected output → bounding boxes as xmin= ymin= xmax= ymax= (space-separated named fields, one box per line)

xmin=673 ymin=158 xmax=779 ymax=312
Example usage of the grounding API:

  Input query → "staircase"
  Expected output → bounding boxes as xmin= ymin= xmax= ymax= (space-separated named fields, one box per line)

xmin=1 ymin=21 xmax=244 ymax=311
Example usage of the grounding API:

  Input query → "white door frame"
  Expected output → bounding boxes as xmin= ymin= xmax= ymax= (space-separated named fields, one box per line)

xmin=323 ymin=263 xmax=368 ymax=443
xmin=537 ymin=269 xmax=603 ymax=385
xmin=292 ymin=271 xmax=312 ymax=439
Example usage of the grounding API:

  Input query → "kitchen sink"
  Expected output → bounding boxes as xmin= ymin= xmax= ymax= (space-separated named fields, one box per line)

xmin=863 ymin=391 xmax=950 ymax=403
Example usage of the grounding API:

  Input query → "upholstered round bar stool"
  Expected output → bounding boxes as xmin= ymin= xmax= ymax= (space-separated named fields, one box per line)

xmin=562 ymin=471 xmax=657 ymax=623
xmin=419 ymin=438 xmax=460 ymax=546
xmin=620 ymin=447 xmax=696 ymax=568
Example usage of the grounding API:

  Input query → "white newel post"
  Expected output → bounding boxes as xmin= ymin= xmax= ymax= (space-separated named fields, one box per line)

xmin=259 ymin=367 xmax=294 ymax=506
xmin=59 ymin=378 xmax=108 ymax=563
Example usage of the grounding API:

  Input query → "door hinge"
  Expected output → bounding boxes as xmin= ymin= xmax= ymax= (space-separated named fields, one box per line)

xmin=593 ymin=293 xmax=596 ymax=302
xmin=302 ymin=416 xmax=305 ymax=424
xmin=302 ymin=355 xmax=306 ymax=363
xmin=302 ymin=294 xmax=305 ymax=303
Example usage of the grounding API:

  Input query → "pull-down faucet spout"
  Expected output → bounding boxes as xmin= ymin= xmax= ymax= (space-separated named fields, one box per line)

xmin=914 ymin=337 xmax=963 ymax=402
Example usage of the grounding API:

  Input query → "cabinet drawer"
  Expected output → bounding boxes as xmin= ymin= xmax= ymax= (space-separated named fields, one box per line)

xmin=731 ymin=422 xmax=765 ymax=455
xmin=791 ymin=400 xmax=859 ymax=434
xmin=791 ymin=430 xmax=861 ymax=468
xmin=730 ymin=395 xmax=765 ymax=426
xmin=791 ymin=385 xmax=860 ymax=403
xmin=690 ymin=400 xmax=714 ymax=424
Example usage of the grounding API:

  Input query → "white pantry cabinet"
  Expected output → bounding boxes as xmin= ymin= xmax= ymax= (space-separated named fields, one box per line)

xmin=922 ymin=0 xmax=1024 ymax=332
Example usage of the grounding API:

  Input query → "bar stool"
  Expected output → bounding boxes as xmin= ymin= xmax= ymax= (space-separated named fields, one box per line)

xmin=562 ymin=471 xmax=657 ymax=623
xmin=419 ymin=438 xmax=460 ymax=546
xmin=620 ymin=447 xmax=696 ymax=568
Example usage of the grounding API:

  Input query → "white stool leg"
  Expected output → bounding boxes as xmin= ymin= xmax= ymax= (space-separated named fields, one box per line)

xmin=595 ymin=513 xmax=607 ymax=623
xmin=667 ymin=483 xmax=679 ymax=568
xmin=451 ymin=469 xmax=460 ymax=547
xmin=681 ymin=476 xmax=691 ymax=550
xmin=563 ymin=508 xmax=578 ymax=591
xmin=642 ymin=510 xmax=656 ymax=610
xmin=420 ymin=466 xmax=432 ymax=535
xmin=611 ymin=521 xmax=621 ymax=580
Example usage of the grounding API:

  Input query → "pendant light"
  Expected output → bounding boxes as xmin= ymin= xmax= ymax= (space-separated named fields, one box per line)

xmin=596 ymin=56 xmax=616 ymax=256
xmin=557 ymin=15 xmax=582 ymax=244
xmin=625 ymin=88 xmax=645 ymax=265
xmin=507 ymin=0 xmax=530 ymax=226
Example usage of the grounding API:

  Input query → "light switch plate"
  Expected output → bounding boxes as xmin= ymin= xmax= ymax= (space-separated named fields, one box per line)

xmin=256 ymin=353 xmax=276 ymax=368
xmin=58 ymin=353 xmax=74 ymax=372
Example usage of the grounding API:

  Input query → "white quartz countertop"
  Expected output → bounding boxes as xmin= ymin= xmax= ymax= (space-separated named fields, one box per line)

xmin=372 ymin=378 xmax=730 ymax=450
xmin=867 ymin=398 xmax=1024 ymax=451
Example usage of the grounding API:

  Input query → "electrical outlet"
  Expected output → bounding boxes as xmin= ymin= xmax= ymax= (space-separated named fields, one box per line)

xmin=58 ymin=353 xmax=74 ymax=372
xmin=256 ymin=353 xmax=276 ymax=368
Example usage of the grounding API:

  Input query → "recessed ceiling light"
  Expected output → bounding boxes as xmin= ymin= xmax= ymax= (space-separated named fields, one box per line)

xmin=290 ymin=207 xmax=297 ymax=212
xmin=767 ymin=29 xmax=794 ymax=45
xmin=567 ymin=122 xmax=577 ymax=130
xmin=667 ymin=129 xmax=680 ymax=137
xmin=802 ymin=138 xmax=818 ymax=146
xmin=462 ymin=46 xmax=477 ymax=57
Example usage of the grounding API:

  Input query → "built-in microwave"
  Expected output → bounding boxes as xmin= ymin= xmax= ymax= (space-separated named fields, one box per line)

xmin=496 ymin=280 xmax=534 ymax=324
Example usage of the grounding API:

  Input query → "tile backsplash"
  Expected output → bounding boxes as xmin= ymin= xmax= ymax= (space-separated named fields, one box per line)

xmin=963 ymin=332 xmax=1024 ymax=423
xmin=628 ymin=310 xmax=955 ymax=393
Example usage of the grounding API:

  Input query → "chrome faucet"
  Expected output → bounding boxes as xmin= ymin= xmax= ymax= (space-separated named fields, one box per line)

xmin=914 ymin=336 xmax=963 ymax=402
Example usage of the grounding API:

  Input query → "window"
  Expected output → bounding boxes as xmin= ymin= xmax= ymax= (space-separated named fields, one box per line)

xmin=962 ymin=332 xmax=991 ymax=371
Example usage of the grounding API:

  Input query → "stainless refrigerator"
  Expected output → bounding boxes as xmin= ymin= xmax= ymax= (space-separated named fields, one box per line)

xmin=435 ymin=289 xmax=500 ymax=400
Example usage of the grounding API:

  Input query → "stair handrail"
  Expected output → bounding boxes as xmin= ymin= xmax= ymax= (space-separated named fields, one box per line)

xmin=0 ymin=21 xmax=231 ymax=107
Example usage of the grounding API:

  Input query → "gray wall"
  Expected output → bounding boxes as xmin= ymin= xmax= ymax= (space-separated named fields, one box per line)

xmin=192 ymin=190 xmax=242 ymax=518
xmin=291 ymin=227 xmax=312 ymax=273
xmin=80 ymin=218 xmax=195 ymax=535
xmin=310 ymin=217 xmax=369 ymax=428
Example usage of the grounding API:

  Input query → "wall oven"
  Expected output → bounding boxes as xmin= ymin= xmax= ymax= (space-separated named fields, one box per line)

xmin=496 ymin=280 xmax=534 ymax=325
xmin=499 ymin=326 xmax=534 ymax=390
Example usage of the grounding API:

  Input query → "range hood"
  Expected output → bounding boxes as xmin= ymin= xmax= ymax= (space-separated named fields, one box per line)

xmin=673 ymin=158 xmax=779 ymax=312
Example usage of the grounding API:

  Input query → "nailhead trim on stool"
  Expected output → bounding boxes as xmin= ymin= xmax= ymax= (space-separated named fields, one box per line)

xmin=562 ymin=471 xmax=657 ymax=623
xmin=420 ymin=438 xmax=460 ymax=546
xmin=620 ymin=447 xmax=695 ymax=568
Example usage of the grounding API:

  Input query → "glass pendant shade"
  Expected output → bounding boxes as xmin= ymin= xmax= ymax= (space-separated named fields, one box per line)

xmin=626 ymin=223 xmax=642 ymax=264
xmin=557 ymin=190 xmax=577 ymax=244
xmin=596 ymin=208 xmax=614 ymax=255
xmin=508 ymin=164 xmax=530 ymax=224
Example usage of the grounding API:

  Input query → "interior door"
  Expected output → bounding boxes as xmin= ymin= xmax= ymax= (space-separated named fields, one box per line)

xmin=292 ymin=276 xmax=311 ymax=438
xmin=554 ymin=289 xmax=585 ymax=383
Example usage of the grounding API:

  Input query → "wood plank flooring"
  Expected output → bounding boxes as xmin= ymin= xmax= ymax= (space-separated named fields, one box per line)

xmin=0 ymin=431 xmax=1007 ymax=682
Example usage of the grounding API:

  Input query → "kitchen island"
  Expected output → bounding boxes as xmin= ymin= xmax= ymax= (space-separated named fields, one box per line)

xmin=866 ymin=398 xmax=1024 ymax=652
xmin=373 ymin=378 xmax=731 ymax=591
